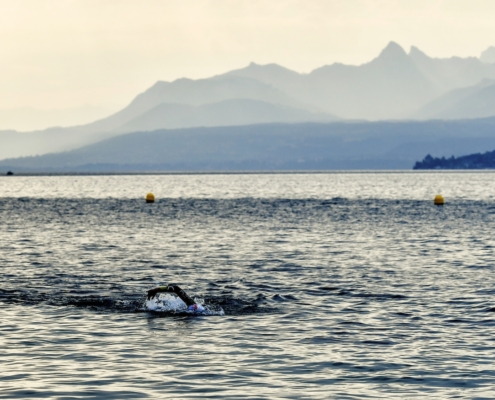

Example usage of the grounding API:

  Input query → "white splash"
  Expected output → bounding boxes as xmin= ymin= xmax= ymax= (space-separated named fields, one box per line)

xmin=145 ymin=294 xmax=224 ymax=316
xmin=146 ymin=293 xmax=187 ymax=312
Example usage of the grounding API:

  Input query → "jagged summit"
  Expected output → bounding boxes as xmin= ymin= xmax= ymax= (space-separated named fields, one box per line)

xmin=377 ymin=41 xmax=408 ymax=60
xmin=369 ymin=41 xmax=413 ymax=72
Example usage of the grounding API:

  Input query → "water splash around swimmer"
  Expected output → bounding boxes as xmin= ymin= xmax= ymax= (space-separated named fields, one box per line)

xmin=145 ymin=293 xmax=225 ymax=316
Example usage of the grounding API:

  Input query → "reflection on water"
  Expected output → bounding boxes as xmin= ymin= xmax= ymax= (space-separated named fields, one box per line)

xmin=1 ymin=173 xmax=495 ymax=398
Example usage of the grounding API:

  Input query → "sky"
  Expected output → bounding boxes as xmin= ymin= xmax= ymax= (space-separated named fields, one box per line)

xmin=2 ymin=0 xmax=495 ymax=112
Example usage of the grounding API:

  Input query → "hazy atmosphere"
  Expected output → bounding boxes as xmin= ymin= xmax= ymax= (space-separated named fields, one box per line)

xmin=2 ymin=0 xmax=495 ymax=128
xmin=4 ymin=2 xmax=495 ymax=399
xmin=2 ymin=0 xmax=495 ymax=171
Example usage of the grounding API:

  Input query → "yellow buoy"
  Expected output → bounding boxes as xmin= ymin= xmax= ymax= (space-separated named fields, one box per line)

xmin=434 ymin=194 xmax=444 ymax=205
xmin=146 ymin=192 xmax=155 ymax=203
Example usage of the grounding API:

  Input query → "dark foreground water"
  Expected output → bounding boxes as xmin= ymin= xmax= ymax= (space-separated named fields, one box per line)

xmin=1 ymin=173 xmax=495 ymax=399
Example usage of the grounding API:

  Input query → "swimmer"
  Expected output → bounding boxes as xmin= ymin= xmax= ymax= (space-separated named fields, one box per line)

xmin=147 ymin=285 xmax=204 ymax=312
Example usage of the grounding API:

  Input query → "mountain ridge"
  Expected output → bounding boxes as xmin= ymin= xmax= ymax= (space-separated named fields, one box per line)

xmin=4 ymin=42 xmax=495 ymax=162
xmin=117 ymin=98 xmax=337 ymax=132
xmin=4 ymin=119 xmax=495 ymax=172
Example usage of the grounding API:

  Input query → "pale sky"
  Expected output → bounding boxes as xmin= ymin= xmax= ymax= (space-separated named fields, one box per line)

xmin=2 ymin=0 xmax=495 ymax=111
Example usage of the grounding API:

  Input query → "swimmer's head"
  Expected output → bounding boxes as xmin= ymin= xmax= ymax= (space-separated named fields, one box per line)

xmin=188 ymin=304 xmax=205 ymax=313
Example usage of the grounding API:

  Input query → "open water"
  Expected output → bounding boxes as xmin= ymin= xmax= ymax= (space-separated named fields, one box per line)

xmin=1 ymin=172 xmax=495 ymax=399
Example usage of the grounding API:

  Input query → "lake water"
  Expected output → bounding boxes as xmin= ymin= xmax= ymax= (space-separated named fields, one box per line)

xmin=1 ymin=172 xmax=495 ymax=399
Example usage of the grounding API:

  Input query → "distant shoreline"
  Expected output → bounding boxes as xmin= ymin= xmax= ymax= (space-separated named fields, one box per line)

xmin=3 ymin=170 xmax=495 ymax=177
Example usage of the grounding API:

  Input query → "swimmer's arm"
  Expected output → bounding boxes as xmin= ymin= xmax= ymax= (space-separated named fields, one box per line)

xmin=171 ymin=286 xmax=196 ymax=306
xmin=147 ymin=286 xmax=170 ymax=300
xmin=147 ymin=285 xmax=196 ymax=306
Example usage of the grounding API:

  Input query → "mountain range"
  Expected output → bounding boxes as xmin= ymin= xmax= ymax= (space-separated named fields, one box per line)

xmin=4 ymin=118 xmax=495 ymax=172
xmin=3 ymin=41 xmax=495 ymax=166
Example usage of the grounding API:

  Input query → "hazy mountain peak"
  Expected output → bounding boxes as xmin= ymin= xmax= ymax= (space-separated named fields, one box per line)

xmin=480 ymin=46 xmax=495 ymax=64
xmin=220 ymin=62 xmax=302 ymax=95
xmin=229 ymin=61 xmax=299 ymax=76
xmin=377 ymin=41 xmax=408 ymax=60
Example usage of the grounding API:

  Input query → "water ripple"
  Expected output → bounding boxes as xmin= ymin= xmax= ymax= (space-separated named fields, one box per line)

xmin=1 ymin=175 xmax=495 ymax=398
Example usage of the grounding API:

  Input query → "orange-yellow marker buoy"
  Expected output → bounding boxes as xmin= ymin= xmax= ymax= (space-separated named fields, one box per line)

xmin=146 ymin=192 xmax=155 ymax=203
xmin=434 ymin=194 xmax=444 ymax=205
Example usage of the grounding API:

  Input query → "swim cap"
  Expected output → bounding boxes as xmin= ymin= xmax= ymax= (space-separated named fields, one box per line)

xmin=188 ymin=304 xmax=204 ymax=312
